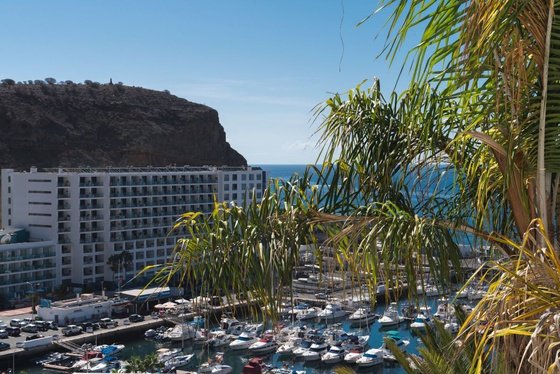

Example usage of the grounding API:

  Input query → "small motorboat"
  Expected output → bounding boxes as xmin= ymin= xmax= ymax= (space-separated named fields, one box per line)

xmin=248 ymin=335 xmax=278 ymax=355
xmin=207 ymin=331 xmax=231 ymax=349
xmin=356 ymin=348 xmax=384 ymax=367
xmin=321 ymin=345 xmax=345 ymax=364
xmin=378 ymin=302 xmax=404 ymax=326
xmin=300 ymin=341 xmax=329 ymax=361
xmin=317 ymin=303 xmax=347 ymax=321
xmin=348 ymin=307 xmax=378 ymax=326
xmin=162 ymin=353 xmax=194 ymax=371
xmin=344 ymin=346 xmax=365 ymax=364
xmin=229 ymin=332 xmax=257 ymax=350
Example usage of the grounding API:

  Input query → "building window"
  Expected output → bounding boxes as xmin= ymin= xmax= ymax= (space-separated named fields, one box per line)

xmin=232 ymin=174 xmax=238 ymax=181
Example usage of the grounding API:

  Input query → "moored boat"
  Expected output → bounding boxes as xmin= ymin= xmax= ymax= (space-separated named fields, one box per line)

xmin=229 ymin=331 xmax=258 ymax=350
xmin=321 ymin=345 xmax=345 ymax=364
xmin=300 ymin=341 xmax=329 ymax=361
xmin=248 ymin=335 xmax=278 ymax=355
xmin=348 ymin=307 xmax=378 ymax=326
xmin=378 ymin=302 xmax=404 ymax=326
xmin=356 ymin=348 xmax=384 ymax=367
xmin=317 ymin=303 xmax=347 ymax=321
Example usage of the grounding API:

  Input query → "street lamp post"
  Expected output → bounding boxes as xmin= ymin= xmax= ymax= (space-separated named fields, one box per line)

xmin=26 ymin=282 xmax=37 ymax=320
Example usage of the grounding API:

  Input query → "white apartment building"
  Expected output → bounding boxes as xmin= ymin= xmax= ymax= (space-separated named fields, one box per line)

xmin=0 ymin=228 xmax=56 ymax=303
xmin=1 ymin=166 xmax=266 ymax=294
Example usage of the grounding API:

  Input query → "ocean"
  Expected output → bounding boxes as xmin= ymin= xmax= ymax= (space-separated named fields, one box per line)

xmin=257 ymin=164 xmax=311 ymax=181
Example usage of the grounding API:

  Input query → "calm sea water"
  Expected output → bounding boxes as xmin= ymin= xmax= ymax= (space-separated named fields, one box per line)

xmin=257 ymin=164 xmax=312 ymax=181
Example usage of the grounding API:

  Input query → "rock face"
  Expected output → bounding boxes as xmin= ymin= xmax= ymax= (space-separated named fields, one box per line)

xmin=0 ymin=81 xmax=246 ymax=169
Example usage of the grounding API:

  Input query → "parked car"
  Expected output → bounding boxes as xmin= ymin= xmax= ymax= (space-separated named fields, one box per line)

xmin=5 ymin=327 xmax=20 ymax=337
xmin=34 ymin=321 xmax=49 ymax=331
xmin=80 ymin=322 xmax=100 ymax=333
xmin=99 ymin=318 xmax=118 ymax=329
xmin=61 ymin=325 xmax=82 ymax=336
xmin=45 ymin=321 xmax=58 ymax=330
xmin=0 ymin=330 xmax=8 ymax=339
xmin=0 ymin=342 xmax=9 ymax=351
xmin=9 ymin=319 xmax=23 ymax=327
xmin=0 ymin=320 xmax=6 ymax=329
xmin=21 ymin=324 xmax=38 ymax=333
xmin=128 ymin=314 xmax=144 ymax=323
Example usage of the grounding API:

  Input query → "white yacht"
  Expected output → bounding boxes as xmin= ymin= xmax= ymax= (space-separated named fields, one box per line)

xmin=229 ymin=332 xmax=257 ymax=350
xmin=301 ymin=341 xmax=329 ymax=361
xmin=198 ymin=362 xmax=233 ymax=374
xmin=416 ymin=283 xmax=440 ymax=297
xmin=276 ymin=337 xmax=302 ymax=356
xmin=248 ymin=335 xmax=278 ymax=355
xmin=198 ymin=353 xmax=232 ymax=374
xmin=434 ymin=298 xmax=453 ymax=320
xmin=356 ymin=348 xmax=384 ymax=367
xmin=410 ymin=313 xmax=433 ymax=331
xmin=445 ymin=318 xmax=460 ymax=334
xmin=296 ymin=307 xmax=319 ymax=321
xmin=321 ymin=345 xmax=345 ymax=364
xmin=317 ymin=303 xmax=347 ymax=321
xmin=378 ymin=302 xmax=404 ymax=326
xmin=166 ymin=323 xmax=197 ymax=341
xmin=348 ymin=307 xmax=377 ymax=326
xmin=162 ymin=353 xmax=194 ymax=371
xmin=292 ymin=340 xmax=313 ymax=358
xmin=344 ymin=347 xmax=365 ymax=364
xmin=219 ymin=315 xmax=244 ymax=335
xmin=206 ymin=331 xmax=231 ymax=349
xmin=381 ymin=331 xmax=410 ymax=358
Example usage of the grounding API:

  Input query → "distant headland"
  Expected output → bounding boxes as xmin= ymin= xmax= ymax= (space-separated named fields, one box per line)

xmin=0 ymin=78 xmax=246 ymax=169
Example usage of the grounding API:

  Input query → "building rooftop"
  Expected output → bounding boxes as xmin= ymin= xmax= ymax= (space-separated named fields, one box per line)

xmin=24 ymin=165 xmax=263 ymax=174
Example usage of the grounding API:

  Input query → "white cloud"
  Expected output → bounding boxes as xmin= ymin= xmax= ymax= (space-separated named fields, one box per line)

xmin=284 ymin=140 xmax=317 ymax=151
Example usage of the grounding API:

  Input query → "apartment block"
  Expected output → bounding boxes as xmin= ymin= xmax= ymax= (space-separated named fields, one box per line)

xmin=1 ymin=166 xmax=266 ymax=296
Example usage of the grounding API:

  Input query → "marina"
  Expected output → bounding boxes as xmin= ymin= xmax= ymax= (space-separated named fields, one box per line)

xmin=4 ymin=286 xmax=479 ymax=373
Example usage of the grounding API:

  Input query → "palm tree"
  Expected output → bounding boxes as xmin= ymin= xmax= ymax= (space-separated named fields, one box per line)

xmin=144 ymin=1 xmax=560 ymax=372
xmin=107 ymin=250 xmax=133 ymax=287
xmin=123 ymin=353 xmax=162 ymax=373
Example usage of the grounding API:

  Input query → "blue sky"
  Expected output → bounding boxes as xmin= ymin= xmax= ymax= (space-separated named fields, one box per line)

xmin=0 ymin=1 xmax=412 ymax=164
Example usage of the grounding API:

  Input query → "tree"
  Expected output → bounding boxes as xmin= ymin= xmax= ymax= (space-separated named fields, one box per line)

xmin=1 ymin=79 xmax=15 ymax=86
xmin=107 ymin=250 xmax=133 ymax=287
xmin=44 ymin=77 xmax=56 ymax=85
xmin=146 ymin=1 xmax=560 ymax=372
xmin=124 ymin=353 xmax=162 ymax=373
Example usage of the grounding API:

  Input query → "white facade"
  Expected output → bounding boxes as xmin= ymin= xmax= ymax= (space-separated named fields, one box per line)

xmin=0 ymin=239 xmax=57 ymax=301
xmin=37 ymin=293 xmax=114 ymax=326
xmin=1 ymin=166 xmax=266 ymax=290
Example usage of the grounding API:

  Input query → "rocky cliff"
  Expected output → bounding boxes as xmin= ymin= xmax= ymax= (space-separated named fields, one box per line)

xmin=0 ymin=80 xmax=246 ymax=169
